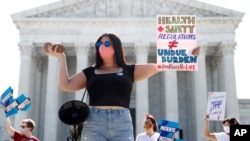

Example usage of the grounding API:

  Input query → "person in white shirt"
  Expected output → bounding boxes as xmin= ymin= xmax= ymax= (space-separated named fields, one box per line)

xmin=136 ymin=114 xmax=160 ymax=141
xmin=204 ymin=115 xmax=240 ymax=141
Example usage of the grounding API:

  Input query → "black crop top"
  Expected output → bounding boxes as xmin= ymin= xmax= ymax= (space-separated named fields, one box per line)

xmin=82 ymin=64 xmax=135 ymax=108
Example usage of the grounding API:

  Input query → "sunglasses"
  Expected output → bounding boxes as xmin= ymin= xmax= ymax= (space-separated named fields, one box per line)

xmin=20 ymin=125 xmax=28 ymax=129
xmin=96 ymin=41 xmax=112 ymax=48
xmin=144 ymin=118 xmax=154 ymax=125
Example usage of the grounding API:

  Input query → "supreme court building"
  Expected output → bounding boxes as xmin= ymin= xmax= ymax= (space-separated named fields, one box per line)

xmin=0 ymin=0 xmax=246 ymax=141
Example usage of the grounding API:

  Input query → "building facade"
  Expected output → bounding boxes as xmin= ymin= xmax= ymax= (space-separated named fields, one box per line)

xmin=0 ymin=0 xmax=246 ymax=141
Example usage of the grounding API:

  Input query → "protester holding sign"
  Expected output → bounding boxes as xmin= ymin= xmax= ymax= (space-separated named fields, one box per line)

xmin=136 ymin=114 xmax=160 ymax=141
xmin=45 ymin=32 xmax=200 ymax=140
xmin=1 ymin=87 xmax=37 ymax=140
xmin=5 ymin=117 xmax=39 ymax=141
xmin=203 ymin=115 xmax=240 ymax=141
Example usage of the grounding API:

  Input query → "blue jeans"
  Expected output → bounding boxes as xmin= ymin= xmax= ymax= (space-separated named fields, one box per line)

xmin=81 ymin=107 xmax=134 ymax=141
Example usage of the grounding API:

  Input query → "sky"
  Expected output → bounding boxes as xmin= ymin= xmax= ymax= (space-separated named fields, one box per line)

xmin=0 ymin=0 xmax=249 ymax=98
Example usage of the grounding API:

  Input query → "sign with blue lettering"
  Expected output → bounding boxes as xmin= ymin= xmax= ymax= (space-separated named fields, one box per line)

xmin=1 ymin=86 xmax=31 ymax=117
xmin=156 ymin=15 xmax=198 ymax=71
xmin=1 ymin=86 xmax=14 ymax=107
xmin=157 ymin=120 xmax=180 ymax=141
xmin=206 ymin=92 xmax=226 ymax=121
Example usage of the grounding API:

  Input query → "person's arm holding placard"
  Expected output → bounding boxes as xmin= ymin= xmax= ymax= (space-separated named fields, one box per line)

xmin=204 ymin=115 xmax=217 ymax=141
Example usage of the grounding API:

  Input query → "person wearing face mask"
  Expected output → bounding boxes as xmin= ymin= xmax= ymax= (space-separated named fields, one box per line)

xmin=5 ymin=117 xmax=39 ymax=141
xmin=204 ymin=115 xmax=240 ymax=141
xmin=136 ymin=114 xmax=160 ymax=141
xmin=45 ymin=32 xmax=200 ymax=141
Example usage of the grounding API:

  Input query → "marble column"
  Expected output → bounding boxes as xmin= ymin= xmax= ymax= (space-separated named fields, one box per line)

xmin=14 ymin=42 xmax=34 ymax=128
xmin=43 ymin=56 xmax=59 ymax=141
xmin=32 ymin=54 xmax=43 ymax=137
xmin=220 ymin=42 xmax=239 ymax=118
xmin=74 ymin=42 xmax=90 ymax=101
xmin=134 ymin=42 xmax=150 ymax=134
xmin=162 ymin=71 xmax=179 ymax=121
xmin=210 ymin=46 xmax=222 ymax=90
xmin=209 ymin=44 xmax=228 ymax=131
xmin=191 ymin=44 xmax=208 ymax=141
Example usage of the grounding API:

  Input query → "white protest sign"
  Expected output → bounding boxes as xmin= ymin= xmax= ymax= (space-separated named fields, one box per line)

xmin=206 ymin=92 xmax=226 ymax=121
xmin=156 ymin=15 xmax=198 ymax=71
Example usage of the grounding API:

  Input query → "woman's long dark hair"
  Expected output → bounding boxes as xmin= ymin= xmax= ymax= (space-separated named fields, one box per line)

xmin=94 ymin=33 xmax=127 ymax=68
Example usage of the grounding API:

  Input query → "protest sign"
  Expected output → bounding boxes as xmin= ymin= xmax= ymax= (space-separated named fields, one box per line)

xmin=1 ymin=86 xmax=31 ymax=117
xmin=156 ymin=15 xmax=198 ymax=71
xmin=158 ymin=120 xmax=179 ymax=141
xmin=206 ymin=92 xmax=226 ymax=121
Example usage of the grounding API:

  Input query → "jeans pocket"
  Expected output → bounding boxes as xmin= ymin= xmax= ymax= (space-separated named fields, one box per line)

xmin=121 ymin=111 xmax=132 ymax=123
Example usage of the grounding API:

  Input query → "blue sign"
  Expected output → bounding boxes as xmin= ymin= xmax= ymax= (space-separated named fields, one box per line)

xmin=157 ymin=120 xmax=180 ymax=141
xmin=1 ymin=86 xmax=31 ymax=117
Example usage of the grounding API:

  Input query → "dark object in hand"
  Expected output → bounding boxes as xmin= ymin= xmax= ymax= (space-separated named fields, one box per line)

xmin=44 ymin=42 xmax=65 ymax=53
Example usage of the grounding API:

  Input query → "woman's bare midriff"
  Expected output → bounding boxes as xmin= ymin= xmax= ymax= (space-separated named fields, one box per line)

xmin=91 ymin=106 xmax=125 ymax=109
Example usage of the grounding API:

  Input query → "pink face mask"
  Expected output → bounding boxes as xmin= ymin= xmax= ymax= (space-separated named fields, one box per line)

xmin=99 ymin=46 xmax=114 ymax=59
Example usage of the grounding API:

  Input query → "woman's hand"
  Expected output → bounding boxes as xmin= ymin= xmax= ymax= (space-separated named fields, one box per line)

xmin=204 ymin=115 xmax=209 ymax=121
xmin=43 ymin=42 xmax=65 ymax=59
xmin=192 ymin=47 xmax=200 ymax=56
